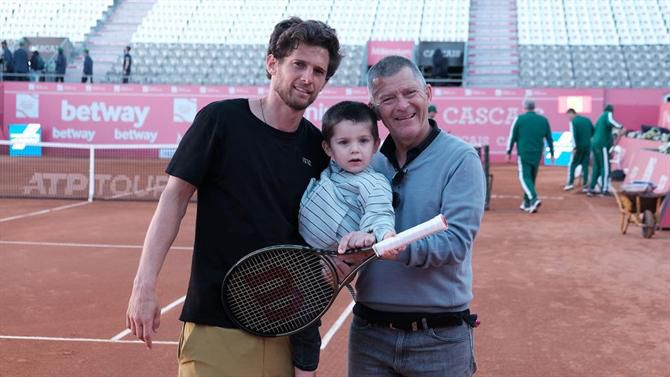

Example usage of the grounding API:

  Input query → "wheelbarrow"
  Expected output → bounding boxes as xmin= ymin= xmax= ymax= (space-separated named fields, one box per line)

xmin=612 ymin=181 xmax=666 ymax=239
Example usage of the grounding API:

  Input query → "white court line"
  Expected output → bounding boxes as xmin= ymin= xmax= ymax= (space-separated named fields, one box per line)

xmin=320 ymin=301 xmax=354 ymax=350
xmin=0 ymin=240 xmax=192 ymax=250
xmin=0 ymin=335 xmax=177 ymax=345
xmin=0 ymin=201 xmax=90 ymax=223
xmin=110 ymin=295 xmax=186 ymax=341
xmin=2 ymin=297 xmax=349 ymax=347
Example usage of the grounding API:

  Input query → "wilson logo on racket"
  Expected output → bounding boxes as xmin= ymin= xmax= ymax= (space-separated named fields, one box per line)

xmin=242 ymin=266 xmax=304 ymax=322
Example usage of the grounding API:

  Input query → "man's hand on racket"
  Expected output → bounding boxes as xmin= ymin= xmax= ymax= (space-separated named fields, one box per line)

xmin=126 ymin=284 xmax=161 ymax=350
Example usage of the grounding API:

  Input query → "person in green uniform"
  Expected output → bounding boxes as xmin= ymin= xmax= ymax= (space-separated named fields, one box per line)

xmin=587 ymin=104 xmax=623 ymax=197
xmin=564 ymin=108 xmax=594 ymax=191
xmin=506 ymin=99 xmax=554 ymax=213
xmin=428 ymin=103 xmax=438 ymax=120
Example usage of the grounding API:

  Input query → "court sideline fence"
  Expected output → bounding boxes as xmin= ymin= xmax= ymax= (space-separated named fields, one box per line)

xmin=0 ymin=140 xmax=178 ymax=201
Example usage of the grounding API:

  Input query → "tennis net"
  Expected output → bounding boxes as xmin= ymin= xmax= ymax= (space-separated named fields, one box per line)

xmin=0 ymin=141 xmax=178 ymax=201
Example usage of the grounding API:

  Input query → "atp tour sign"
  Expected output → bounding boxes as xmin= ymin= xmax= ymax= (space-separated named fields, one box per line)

xmin=9 ymin=123 xmax=42 ymax=156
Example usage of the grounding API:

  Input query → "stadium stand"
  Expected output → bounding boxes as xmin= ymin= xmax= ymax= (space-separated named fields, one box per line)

xmin=116 ymin=0 xmax=470 ymax=86
xmin=465 ymin=0 xmax=518 ymax=87
xmin=420 ymin=0 xmax=470 ymax=42
xmin=2 ymin=0 xmax=668 ymax=88
xmin=517 ymin=0 xmax=670 ymax=88
xmin=0 ymin=0 xmax=112 ymax=43
xmin=122 ymin=0 xmax=471 ymax=86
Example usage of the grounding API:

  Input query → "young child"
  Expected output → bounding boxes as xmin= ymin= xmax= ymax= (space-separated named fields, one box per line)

xmin=299 ymin=100 xmax=396 ymax=251
xmin=291 ymin=101 xmax=396 ymax=376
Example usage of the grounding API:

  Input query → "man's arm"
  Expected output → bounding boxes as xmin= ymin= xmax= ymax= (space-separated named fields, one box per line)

xmin=125 ymin=175 xmax=195 ymax=349
xmin=505 ymin=117 xmax=518 ymax=162
xmin=545 ymin=120 xmax=554 ymax=160
xmin=403 ymin=151 xmax=486 ymax=268
xmin=608 ymin=112 xmax=623 ymax=129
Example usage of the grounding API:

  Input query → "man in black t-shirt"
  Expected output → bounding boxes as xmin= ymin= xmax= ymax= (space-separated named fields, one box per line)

xmin=125 ymin=17 xmax=342 ymax=377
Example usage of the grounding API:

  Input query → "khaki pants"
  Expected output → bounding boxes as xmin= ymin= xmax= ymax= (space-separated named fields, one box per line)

xmin=178 ymin=322 xmax=293 ymax=377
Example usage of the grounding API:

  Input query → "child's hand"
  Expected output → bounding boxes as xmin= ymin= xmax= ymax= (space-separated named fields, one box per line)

xmin=378 ymin=231 xmax=406 ymax=260
xmin=337 ymin=231 xmax=375 ymax=254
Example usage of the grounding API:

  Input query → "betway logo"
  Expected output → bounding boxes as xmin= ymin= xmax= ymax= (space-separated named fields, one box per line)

xmin=61 ymin=100 xmax=150 ymax=129
xmin=114 ymin=128 xmax=158 ymax=143
xmin=52 ymin=127 xmax=96 ymax=142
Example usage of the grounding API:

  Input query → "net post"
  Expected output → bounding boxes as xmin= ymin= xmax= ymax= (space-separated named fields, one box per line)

xmin=88 ymin=146 xmax=95 ymax=202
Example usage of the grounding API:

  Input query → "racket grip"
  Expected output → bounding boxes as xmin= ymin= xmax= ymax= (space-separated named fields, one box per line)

xmin=372 ymin=214 xmax=448 ymax=256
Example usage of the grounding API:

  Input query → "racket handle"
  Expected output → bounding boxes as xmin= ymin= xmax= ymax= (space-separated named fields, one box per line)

xmin=372 ymin=214 xmax=448 ymax=256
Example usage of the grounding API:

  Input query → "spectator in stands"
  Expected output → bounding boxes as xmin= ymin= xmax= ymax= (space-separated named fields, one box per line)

xmin=13 ymin=41 xmax=29 ymax=81
xmin=82 ymin=49 xmax=93 ymax=83
xmin=29 ymin=48 xmax=45 ymax=82
xmin=428 ymin=103 xmax=438 ymax=120
xmin=122 ymin=45 xmax=132 ymax=83
xmin=124 ymin=17 xmax=342 ymax=377
xmin=347 ymin=55 xmax=485 ymax=377
xmin=564 ymin=108 xmax=594 ymax=191
xmin=1 ymin=40 xmax=13 ymax=81
xmin=55 ymin=47 xmax=66 ymax=82
xmin=506 ymin=99 xmax=554 ymax=213
xmin=587 ymin=104 xmax=623 ymax=197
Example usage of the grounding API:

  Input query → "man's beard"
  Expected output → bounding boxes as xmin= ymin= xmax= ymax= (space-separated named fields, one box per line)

xmin=274 ymin=84 xmax=317 ymax=111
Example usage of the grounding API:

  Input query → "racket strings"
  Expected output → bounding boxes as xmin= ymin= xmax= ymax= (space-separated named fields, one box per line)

xmin=235 ymin=251 xmax=332 ymax=333
xmin=224 ymin=247 xmax=337 ymax=335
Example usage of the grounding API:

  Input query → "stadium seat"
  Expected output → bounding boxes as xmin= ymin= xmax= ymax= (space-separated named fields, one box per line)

xmin=0 ymin=0 xmax=112 ymax=42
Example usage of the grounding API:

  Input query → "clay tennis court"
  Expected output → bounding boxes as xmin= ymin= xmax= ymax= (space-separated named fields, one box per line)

xmin=1 ymin=164 xmax=668 ymax=377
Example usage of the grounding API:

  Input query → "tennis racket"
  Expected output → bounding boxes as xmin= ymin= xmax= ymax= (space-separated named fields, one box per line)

xmin=221 ymin=214 xmax=448 ymax=337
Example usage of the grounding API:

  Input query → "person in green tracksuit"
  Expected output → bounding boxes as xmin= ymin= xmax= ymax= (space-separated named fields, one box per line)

xmin=564 ymin=108 xmax=594 ymax=191
xmin=506 ymin=99 xmax=554 ymax=213
xmin=588 ymin=104 xmax=623 ymax=197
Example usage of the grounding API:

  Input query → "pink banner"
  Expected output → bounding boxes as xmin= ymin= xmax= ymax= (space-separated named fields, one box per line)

xmin=2 ymin=83 xmax=666 ymax=164
xmin=3 ymin=82 xmax=270 ymax=144
xmin=604 ymin=88 xmax=668 ymax=130
xmin=623 ymin=148 xmax=670 ymax=195
xmin=659 ymin=102 xmax=670 ymax=129
xmin=429 ymin=87 xmax=604 ymax=162
xmin=367 ymin=41 xmax=414 ymax=66
xmin=614 ymin=136 xmax=663 ymax=172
